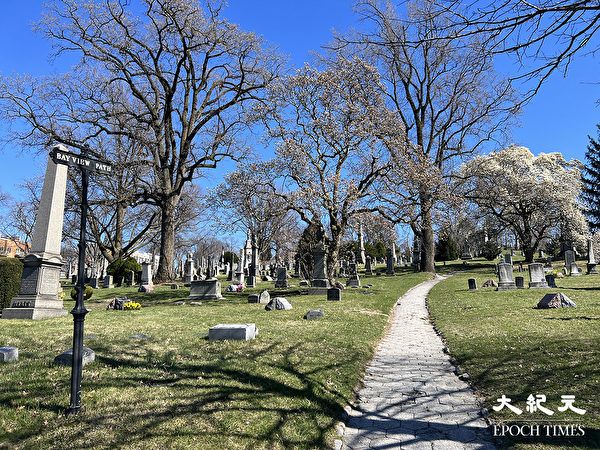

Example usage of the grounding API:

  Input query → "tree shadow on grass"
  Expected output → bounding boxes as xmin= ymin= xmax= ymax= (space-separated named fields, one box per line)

xmin=0 ymin=342 xmax=356 ymax=449
xmin=455 ymin=338 xmax=600 ymax=449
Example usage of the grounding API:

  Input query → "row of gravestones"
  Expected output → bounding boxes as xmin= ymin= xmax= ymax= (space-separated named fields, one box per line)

xmin=474 ymin=259 xmax=596 ymax=292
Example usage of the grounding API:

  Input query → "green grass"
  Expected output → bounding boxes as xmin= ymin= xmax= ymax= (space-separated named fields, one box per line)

xmin=0 ymin=269 xmax=430 ymax=449
xmin=428 ymin=261 xmax=600 ymax=449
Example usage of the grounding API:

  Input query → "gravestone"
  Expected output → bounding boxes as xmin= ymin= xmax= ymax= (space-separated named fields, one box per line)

xmin=545 ymin=257 xmax=553 ymax=269
xmin=385 ymin=248 xmax=395 ymax=276
xmin=365 ymin=256 xmax=373 ymax=275
xmin=309 ymin=242 xmax=330 ymax=295
xmin=0 ymin=346 xmax=18 ymax=362
xmin=184 ymin=253 xmax=195 ymax=285
xmin=139 ymin=262 xmax=153 ymax=292
xmin=89 ymin=277 xmax=99 ymax=289
xmin=358 ymin=223 xmax=366 ymax=264
xmin=504 ymin=254 xmax=512 ymax=265
xmin=537 ymin=293 xmax=576 ymax=309
xmin=497 ymin=263 xmax=517 ymax=290
xmin=528 ymin=263 xmax=549 ymax=288
xmin=116 ymin=275 xmax=124 ymax=287
xmin=305 ymin=309 xmax=324 ymax=320
xmin=234 ymin=248 xmax=245 ymax=285
xmin=293 ymin=259 xmax=300 ymax=278
xmin=188 ymin=279 xmax=223 ymax=301
xmin=127 ymin=270 xmax=135 ymax=287
xmin=587 ymin=238 xmax=598 ymax=274
xmin=515 ymin=276 xmax=525 ymax=289
xmin=71 ymin=274 xmax=77 ymax=285
xmin=482 ymin=279 xmax=498 ymax=288
xmin=545 ymin=274 xmax=557 ymax=288
xmin=265 ymin=297 xmax=293 ymax=311
xmin=103 ymin=275 xmax=114 ymax=289
xmin=274 ymin=267 xmax=288 ymax=288
xmin=209 ymin=323 xmax=257 ymax=341
xmin=538 ymin=250 xmax=544 ymax=258
xmin=247 ymin=237 xmax=258 ymax=288
xmin=468 ymin=278 xmax=477 ymax=290
xmin=2 ymin=148 xmax=71 ymax=319
xmin=54 ymin=347 xmax=95 ymax=367
xmin=226 ymin=262 xmax=234 ymax=281
xmin=327 ymin=287 xmax=342 ymax=301
xmin=564 ymin=250 xmax=576 ymax=271
xmin=570 ymin=261 xmax=582 ymax=276
xmin=346 ymin=263 xmax=361 ymax=288
xmin=248 ymin=290 xmax=270 ymax=304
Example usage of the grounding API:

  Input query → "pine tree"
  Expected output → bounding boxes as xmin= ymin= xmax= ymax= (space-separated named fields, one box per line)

xmin=582 ymin=125 xmax=600 ymax=232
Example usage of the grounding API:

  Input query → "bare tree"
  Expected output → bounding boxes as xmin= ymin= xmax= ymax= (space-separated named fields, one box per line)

xmin=256 ymin=56 xmax=404 ymax=278
xmin=208 ymin=166 xmax=300 ymax=262
xmin=0 ymin=178 xmax=42 ymax=245
xmin=429 ymin=1 xmax=600 ymax=96
xmin=337 ymin=0 xmax=519 ymax=272
xmin=0 ymin=0 xmax=282 ymax=282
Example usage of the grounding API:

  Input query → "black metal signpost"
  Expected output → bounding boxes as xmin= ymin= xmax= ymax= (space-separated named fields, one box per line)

xmin=49 ymin=146 xmax=112 ymax=416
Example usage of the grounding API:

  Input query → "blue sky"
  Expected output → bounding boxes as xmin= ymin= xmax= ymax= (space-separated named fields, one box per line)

xmin=0 ymin=1 xmax=598 ymax=200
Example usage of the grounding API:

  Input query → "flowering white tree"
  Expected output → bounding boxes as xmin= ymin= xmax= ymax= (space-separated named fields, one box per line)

xmin=459 ymin=145 xmax=587 ymax=262
xmin=256 ymin=56 xmax=405 ymax=277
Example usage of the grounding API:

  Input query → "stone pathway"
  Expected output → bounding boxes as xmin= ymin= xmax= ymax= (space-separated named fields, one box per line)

xmin=341 ymin=276 xmax=497 ymax=449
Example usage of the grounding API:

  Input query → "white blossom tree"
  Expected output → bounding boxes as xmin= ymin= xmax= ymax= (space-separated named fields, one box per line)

xmin=459 ymin=145 xmax=587 ymax=262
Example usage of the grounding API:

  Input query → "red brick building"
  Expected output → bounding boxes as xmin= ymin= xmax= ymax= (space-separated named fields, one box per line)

xmin=0 ymin=234 xmax=29 ymax=258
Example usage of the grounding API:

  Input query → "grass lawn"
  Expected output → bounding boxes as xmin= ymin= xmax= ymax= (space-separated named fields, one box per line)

xmin=428 ymin=258 xmax=600 ymax=449
xmin=0 ymin=269 xmax=430 ymax=449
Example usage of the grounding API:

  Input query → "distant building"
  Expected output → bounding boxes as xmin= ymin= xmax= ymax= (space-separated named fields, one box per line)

xmin=131 ymin=250 xmax=160 ymax=272
xmin=0 ymin=233 xmax=29 ymax=258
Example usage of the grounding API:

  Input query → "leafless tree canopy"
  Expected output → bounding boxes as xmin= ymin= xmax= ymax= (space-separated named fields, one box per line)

xmin=0 ymin=0 xmax=283 ymax=281
xmin=428 ymin=1 xmax=600 ymax=96
xmin=335 ymin=0 xmax=519 ymax=272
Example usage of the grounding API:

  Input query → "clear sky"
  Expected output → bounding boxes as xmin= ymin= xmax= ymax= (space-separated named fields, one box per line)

xmin=0 ymin=1 xmax=598 ymax=201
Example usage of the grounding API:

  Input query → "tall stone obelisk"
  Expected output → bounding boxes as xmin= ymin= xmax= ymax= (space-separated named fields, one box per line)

xmin=2 ymin=145 xmax=69 ymax=319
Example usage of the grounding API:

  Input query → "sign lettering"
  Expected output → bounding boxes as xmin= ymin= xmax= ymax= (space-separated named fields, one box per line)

xmin=49 ymin=148 xmax=113 ymax=175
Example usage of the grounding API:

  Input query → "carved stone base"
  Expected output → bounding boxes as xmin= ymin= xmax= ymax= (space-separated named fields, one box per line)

xmin=496 ymin=282 xmax=517 ymax=291
xmin=1 ymin=306 xmax=68 ymax=320
xmin=2 ymin=253 xmax=67 ymax=320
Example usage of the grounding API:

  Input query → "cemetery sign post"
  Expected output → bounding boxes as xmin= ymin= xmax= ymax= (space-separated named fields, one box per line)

xmin=50 ymin=145 xmax=112 ymax=415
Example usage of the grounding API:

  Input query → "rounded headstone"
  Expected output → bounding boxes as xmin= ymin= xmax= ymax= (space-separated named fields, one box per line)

xmin=468 ymin=278 xmax=477 ymax=290
xmin=0 ymin=346 xmax=18 ymax=363
xmin=305 ymin=309 xmax=324 ymax=320
xmin=515 ymin=276 xmax=525 ymax=289
xmin=54 ymin=347 xmax=95 ymax=367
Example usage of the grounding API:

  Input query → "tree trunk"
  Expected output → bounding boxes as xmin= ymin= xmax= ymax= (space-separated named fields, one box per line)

xmin=420 ymin=196 xmax=436 ymax=273
xmin=327 ymin=232 xmax=343 ymax=283
xmin=155 ymin=195 xmax=178 ymax=282
xmin=520 ymin=220 xmax=535 ymax=263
